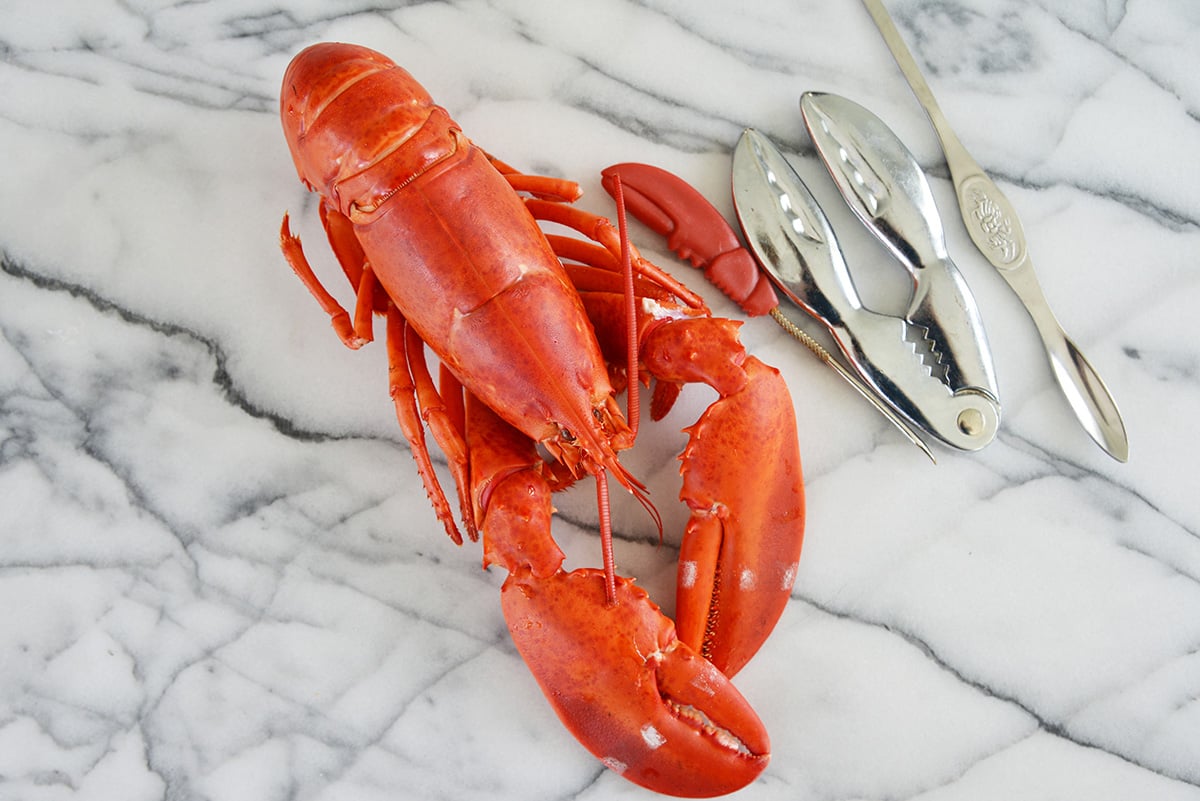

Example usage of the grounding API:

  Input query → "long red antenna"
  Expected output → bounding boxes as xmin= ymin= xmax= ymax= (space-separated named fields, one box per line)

xmin=597 ymin=176 xmax=651 ymax=607
xmin=597 ymin=472 xmax=617 ymax=605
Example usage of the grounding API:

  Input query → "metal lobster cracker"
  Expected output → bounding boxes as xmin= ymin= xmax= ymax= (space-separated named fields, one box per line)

xmin=741 ymin=93 xmax=999 ymax=451
xmin=606 ymin=93 xmax=1000 ymax=455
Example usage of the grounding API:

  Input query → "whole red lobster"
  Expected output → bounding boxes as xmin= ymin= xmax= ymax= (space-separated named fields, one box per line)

xmin=278 ymin=43 xmax=805 ymax=797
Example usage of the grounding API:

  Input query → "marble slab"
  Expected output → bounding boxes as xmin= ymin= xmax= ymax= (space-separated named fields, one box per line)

xmin=1 ymin=1 xmax=1198 ymax=799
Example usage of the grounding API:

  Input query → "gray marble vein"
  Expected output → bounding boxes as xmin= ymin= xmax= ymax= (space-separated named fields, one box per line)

xmin=1 ymin=1 xmax=1198 ymax=799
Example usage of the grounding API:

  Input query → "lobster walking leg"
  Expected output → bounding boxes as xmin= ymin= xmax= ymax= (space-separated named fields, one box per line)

xmin=486 ymin=154 xmax=584 ymax=203
xmin=384 ymin=306 xmax=474 ymax=544
xmin=526 ymin=198 xmax=708 ymax=312
xmin=316 ymin=202 xmax=384 ymax=341
xmin=502 ymin=173 xmax=584 ymax=203
xmin=398 ymin=316 xmax=478 ymax=543
xmin=279 ymin=214 xmax=369 ymax=348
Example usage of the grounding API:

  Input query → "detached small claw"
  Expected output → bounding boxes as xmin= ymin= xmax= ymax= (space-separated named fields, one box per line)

xmin=602 ymin=163 xmax=778 ymax=317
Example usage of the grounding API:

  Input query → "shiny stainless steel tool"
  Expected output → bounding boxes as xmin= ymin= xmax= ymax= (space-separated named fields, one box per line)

xmin=733 ymin=127 xmax=1000 ymax=452
xmin=859 ymin=0 xmax=1129 ymax=462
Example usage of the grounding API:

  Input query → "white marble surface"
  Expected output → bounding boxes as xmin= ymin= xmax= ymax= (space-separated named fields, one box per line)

xmin=1 ymin=1 xmax=1198 ymax=799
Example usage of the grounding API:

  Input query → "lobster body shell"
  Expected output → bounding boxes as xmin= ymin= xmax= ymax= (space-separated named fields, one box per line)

xmin=278 ymin=43 xmax=805 ymax=797
xmin=359 ymin=144 xmax=616 ymax=449
xmin=283 ymin=44 xmax=625 ymax=463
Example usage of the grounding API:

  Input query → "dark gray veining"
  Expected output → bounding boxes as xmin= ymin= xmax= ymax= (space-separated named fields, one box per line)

xmin=1 ymin=1 xmax=1198 ymax=799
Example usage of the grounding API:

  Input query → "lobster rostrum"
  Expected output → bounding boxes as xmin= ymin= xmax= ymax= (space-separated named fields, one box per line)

xmin=278 ymin=43 xmax=805 ymax=797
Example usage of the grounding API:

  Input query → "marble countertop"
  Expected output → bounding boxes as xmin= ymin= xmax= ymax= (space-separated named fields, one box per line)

xmin=2 ymin=1 xmax=1198 ymax=799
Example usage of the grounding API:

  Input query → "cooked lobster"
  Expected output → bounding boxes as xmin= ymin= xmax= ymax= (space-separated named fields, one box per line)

xmin=277 ymin=42 xmax=805 ymax=797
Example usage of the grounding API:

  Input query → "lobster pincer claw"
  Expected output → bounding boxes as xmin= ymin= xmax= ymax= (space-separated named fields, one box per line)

xmin=502 ymin=568 xmax=770 ymax=798
xmin=601 ymin=163 xmax=779 ymax=317
xmin=661 ymin=352 xmax=806 ymax=677
xmin=470 ymin=395 xmax=774 ymax=797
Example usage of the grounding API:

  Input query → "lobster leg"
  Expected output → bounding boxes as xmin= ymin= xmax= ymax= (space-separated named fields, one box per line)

xmin=279 ymin=214 xmax=369 ymax=348
xmin=485 ymin=153 xmax=583 ymax=203
xmin=384 ymin=305 xmax=472 ymax=545
xmin=280 ymin=208 xmax=478 ymax=544
xmin=401 ymin=322 xmax=478 ymax=542
xmin=525 ymin=198 xmax=709 ymax=313
xmin=280 ymin=212 xmax=476 ymax=543
xmin=502 ymin=172 xmax=583 ymax=202
xmin=318 ymin=201 xmax=387 ymax=339
xmin=438 ymin=365 xmax=466 ymax=461
xmin=467 ymin=395 xmax=771 ymax=798
xmin=548 ymin=236 xmax=677 ymax=306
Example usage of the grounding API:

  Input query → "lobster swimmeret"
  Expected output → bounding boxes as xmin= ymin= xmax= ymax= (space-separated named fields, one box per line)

xmin=278 ymin=42 xmax=805 ymax=797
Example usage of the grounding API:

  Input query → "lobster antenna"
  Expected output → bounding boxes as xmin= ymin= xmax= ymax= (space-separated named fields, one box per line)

xmin=610 ymin=174 xmax=641 ymax=439
xmin=596 ymin=472 xmax=618 ymax=605
xmin=596 ymin=176 xmax=664 ymax=606
xmin=597 ymin=463 xmax=663 ymax=607
xmin=608 ymin=175 xmax=664 ymax=548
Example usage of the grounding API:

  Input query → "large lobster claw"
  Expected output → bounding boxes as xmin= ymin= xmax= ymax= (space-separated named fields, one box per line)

xmin=502 ymin=568 xmax=770 ymax=797
xmin=471 ymin=397 xmax=771 ymax=796
xmin=478 ymin=348 xmax=799 ymax=796
xmin=670 ymin=355 xmax=805 ymax=678
xmin=601 ymin=165 xmax=806 ymax=677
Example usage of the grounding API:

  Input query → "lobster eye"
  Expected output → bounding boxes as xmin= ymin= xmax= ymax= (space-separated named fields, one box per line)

xmin=560 ymin=428 xmax=576 ymax=443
